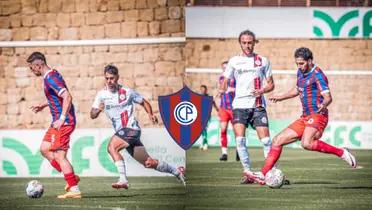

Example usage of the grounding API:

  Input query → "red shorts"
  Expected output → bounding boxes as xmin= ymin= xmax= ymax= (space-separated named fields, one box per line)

xmin=219 ymin=108 xmax=233 ymax=122
xmin=43 ymin=125 xmax=75 ymax=151
xmin=288 ymin=114 xmax=328 ymax=138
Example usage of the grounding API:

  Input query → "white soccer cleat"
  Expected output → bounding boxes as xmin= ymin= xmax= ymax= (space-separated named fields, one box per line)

xmin=242 ymin=171 xmax=265 ymax=185
xmin=341 ymin=148 xmax=357 ymax=168
xmin=111 ymin=181 xmax=129 ymax=189
xmin=176 ymin=166 xmax=186 ymax=186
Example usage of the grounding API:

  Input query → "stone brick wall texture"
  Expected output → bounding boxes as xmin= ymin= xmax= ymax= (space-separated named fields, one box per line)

xmin=0 ymin=0 xmax=185 ymax=129
xmin=185 ymin=39 xmax=372 ymax=121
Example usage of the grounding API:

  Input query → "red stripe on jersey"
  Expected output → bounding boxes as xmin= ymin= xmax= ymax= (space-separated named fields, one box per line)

xmin=121 ymin=111 xmax=128 ymax=127
xmin=254 ymin=77 xmax=262 ymax=107
xmin=190 ymin=94 xmax=202 ymax=141
xmin=118 ymin=88 xmax=127 ymax=103
xmin=169 ymin=95 xmax=181 ymax=143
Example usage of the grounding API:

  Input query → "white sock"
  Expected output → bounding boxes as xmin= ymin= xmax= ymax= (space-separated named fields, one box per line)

xmin=70 ymin=186 xmax=80 ymax=192
xmin=115 ymin=160 xmax=128 ymax=183
xmin=261 ymin=137 xmax=272 ymax=159
xmin=156 ymin=161 xmax=178 ymax=176
xmin=222 ymin=147 xmax=228 ymax=155
xmin=236 ymin=137 xmax=251 ymax=172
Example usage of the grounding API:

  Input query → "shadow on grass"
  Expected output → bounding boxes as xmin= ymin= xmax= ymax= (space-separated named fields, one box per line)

xmin=84 ymin=192 xmax=185 ymax=199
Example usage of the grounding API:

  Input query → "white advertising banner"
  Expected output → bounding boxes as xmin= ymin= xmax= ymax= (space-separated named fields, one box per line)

xmin=0 ymin=128 xmax=185 ymax=177
xmin=186 ymin=7 xmax=372 ymax=39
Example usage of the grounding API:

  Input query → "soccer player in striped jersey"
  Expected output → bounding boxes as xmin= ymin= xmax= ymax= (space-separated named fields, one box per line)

xmin=247 ymin=47 xmax=357 ymax=185
xmin=221 ymin=30 xmax=276 ymax=184
xmin=218 ymin=61 xmax=236 ymax=161
xmin=90 ymin=65 xmax=185 ymax=189
xmin=27 ymin=52 xmax=81 ymax=199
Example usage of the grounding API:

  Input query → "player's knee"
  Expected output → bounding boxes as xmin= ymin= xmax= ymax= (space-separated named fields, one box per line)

xmin=144 ymin=157 xmax=158 ymax=169
xmin=107 ymin=144 xmax=117 ymax=154
xmin=236 ymin=136 xmax=246 ymax=148
xmin=272 ymin=136 xmax=283 ymax=147
xmin=301 ymin=141 xmax=312 ymax=150
xmin=261 ymin=137 xmax=271 ymax=146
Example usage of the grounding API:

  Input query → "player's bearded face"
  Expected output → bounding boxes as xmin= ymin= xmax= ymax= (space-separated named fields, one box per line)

xmin=28 ymin=63 xmax=42 ymax=76
xmin=296 ymin=57 xmax=312 ymax=73
xmin=239 ymin=35 xmax=256 ymax=56
xmin=105 ymin=73 xmax=119 ymax=91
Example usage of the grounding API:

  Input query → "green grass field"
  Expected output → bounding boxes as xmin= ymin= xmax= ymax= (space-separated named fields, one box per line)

xmin=186 ymin=147 xmax=372 ymax=210
xmin=1 ymin=148 xmax=371 ymax=210
xmin=0 ymin=177 xmax=185 ymax=210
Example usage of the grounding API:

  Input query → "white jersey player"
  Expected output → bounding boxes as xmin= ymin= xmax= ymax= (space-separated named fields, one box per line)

xmin=221 ymin=30 xmax=277 ymax=184
xmin=90 ymin=65 xmax=185 ymax=189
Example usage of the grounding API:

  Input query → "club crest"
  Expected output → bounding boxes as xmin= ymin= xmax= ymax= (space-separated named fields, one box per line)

xmin=158 ymin=86 xmax=213 ymax=150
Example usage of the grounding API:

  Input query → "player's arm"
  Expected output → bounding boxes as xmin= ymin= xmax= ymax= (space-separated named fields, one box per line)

xmin=53 ymin=90 xmax=72 ymax=130
xmin=269 ymin=87 xmax=299 ymax=103
xmin=90 ymin=92 xmax=103 ymax=119
xmin=90 ymin=106 xmax=103 ymax=119
xmin=30 ymin=101 xmax=48 ymax=113
xmin=317 ymin=92 xmax=332 ymax=113
xmin=213 ymin=100 xmax=219 ymax=112
xmin=253 ymin=76 xmax=275 ymax=97
xmin=140 ymin=99 xmax=158 ymax=124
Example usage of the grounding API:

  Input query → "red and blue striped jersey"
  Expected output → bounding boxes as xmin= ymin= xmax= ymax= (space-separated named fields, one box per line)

xmin=296 ymin=66 xmax=330 ymax=117
xmin=219 ymin=75 xmax=235 ymax=110
xmin=43 ymin=69 xmax=76 ymax=125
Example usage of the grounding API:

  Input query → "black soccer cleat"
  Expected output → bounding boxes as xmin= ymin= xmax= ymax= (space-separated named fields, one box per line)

xmin=236 ymin=150 xmax=240 ymax=161
xmin=219 ymin=154 xmax=228 ymax=161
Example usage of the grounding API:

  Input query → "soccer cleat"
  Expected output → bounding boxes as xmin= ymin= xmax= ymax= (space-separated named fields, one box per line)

xmin=176 ymin=166 xmax=186 ymax=186
xmin=341 ymin=148 xmax=357 ymax=168
xmin=236 ymin=150 xmax=240 ymax=161
xmin=111 ymin=181 xmax=129 ymax=189
xmin=57 ymin=191 xmax=82 ymax=199
xmin=219 ymin=154 xmax=228 ymax=161
xmin=240 ymin=172 xmax=254 ymax=184
xmin=64 ymin=175 xmax=80 ymax=192
xmin=202 ymin=144 xmax=208 ymax=151
xmin=241 ymin=171 xmax=265 ymax=185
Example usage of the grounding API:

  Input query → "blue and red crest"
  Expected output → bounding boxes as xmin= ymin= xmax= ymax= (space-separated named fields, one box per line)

xmin=158 ymin=86 xmax=213 ymax=150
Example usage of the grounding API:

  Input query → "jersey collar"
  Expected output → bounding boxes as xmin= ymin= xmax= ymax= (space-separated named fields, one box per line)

xmin=302 ymin=65 xmax=316 ymax=76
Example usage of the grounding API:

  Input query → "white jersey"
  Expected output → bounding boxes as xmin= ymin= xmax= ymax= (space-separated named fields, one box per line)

xmin=223 ymin=54 xmax=272 ymax=109
xmin=92 ymin=85 xmax=144 ymax=132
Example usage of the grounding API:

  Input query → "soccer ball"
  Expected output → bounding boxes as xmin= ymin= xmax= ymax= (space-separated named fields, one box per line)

xmin=265 ymin=168 xmax=285 ymax=189
xmin=26 ymin=180 xmax=44 ymax=198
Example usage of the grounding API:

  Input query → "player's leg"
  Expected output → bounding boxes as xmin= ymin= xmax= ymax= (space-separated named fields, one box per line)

xmin=252 ymin=107 xmax=272 ymax=159
xmin=52 ymin=126 xmax=81 ymax=198
xmin=108 ymin=135 xmax=130 ymax=188
xmin=301 ymin=118 xmax=357 ymax=168
xmin=132 ymin=145 xmax=185 ymax=185
xmin=41 ymin=128 xmax=61 ymax=173
xmin=233 ymin=109 xmax=251 ymax=173
xmin=219 ymin=120 xmax=229 ymax=161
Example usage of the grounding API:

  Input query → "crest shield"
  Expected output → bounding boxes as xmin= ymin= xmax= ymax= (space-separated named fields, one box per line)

xmin=158 ymin=86 xmax=213 ymax=150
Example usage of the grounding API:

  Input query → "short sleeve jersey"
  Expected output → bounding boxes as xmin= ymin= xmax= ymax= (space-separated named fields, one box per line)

xmin=297 ymin=65 xmax=330 ymax=116
xmin=43 ymin=69 xmax=76 ymax=125
xmin=92 ymin=85 xmax=144 ymax=132
xmin=223 ymin=54 xmax=272 ymax=109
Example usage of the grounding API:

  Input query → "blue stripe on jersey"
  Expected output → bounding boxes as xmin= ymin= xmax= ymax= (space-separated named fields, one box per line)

xmin=311 ymin=80 xmax=318 ymax=113
xmin=315 ymin=70 xmax=329 ymax=92
xmin=302 ymin=77 xmax=310 ymax=116
xmin=47 ymin=76 xmax=64 ymax=93
xmin=180 ymin=90 xmax=190 ymax=147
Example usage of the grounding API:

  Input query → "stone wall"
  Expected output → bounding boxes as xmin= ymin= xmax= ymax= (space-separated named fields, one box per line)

xmin=0 ymin=0 xmax=185 ymax=40
xmin=0 ymin=44 xmax=184 ymax=129
xmin=185 ymin=38 xmax=372 ymax=121
xmin=0 ymin=0 xmax=185 ymax=129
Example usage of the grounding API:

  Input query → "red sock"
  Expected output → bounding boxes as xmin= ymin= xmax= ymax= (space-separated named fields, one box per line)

xmin=311 ymin=140 xmax=343 ymax=157
xmin=261 ymin=145 xmax=282 ymax=175
xmin=50 ymin=160 xmax=62 ymax=172
xmin=64 ymin=172 xmax=78 ymax=187
xmin=221 ymin=130 xmax=227 ymax=148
